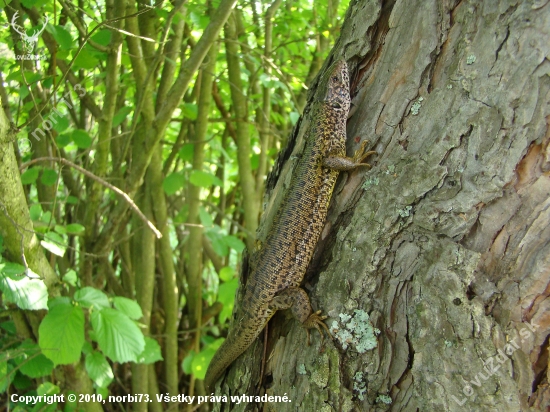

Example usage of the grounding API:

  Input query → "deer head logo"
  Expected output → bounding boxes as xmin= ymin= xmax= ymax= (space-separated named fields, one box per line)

xmin=10 ymin=11 xmax=49 ymax=54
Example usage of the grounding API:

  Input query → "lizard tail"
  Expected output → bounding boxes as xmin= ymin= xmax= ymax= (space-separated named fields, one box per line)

xmin=204 ymin=331 xmax=251 ymax=391
xmin=204 ymin=339 xmax=234 ymax=391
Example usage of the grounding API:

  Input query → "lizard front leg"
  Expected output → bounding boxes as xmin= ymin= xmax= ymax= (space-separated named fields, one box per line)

xmin=323 ymin=140 xmax=376 ymax=171
xmin=266 ymin=287 xmax=330 ymax=347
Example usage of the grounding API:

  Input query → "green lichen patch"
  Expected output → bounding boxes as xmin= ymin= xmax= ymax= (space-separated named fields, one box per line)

xmin=397 ymin=205 xmax=413 ymax=217
xmin=296 ymin=363 xmax=307 ymax=375
xmin=330 ymin=310 xmax=380 ymax=353
xmin=376 ymin=394 xmax=392 ymax=405
xmin=353 ymin=371 xmax=367 ymax=400
xmin=362 ymin=176 xmax=379 ymax=189
xmin=410 ymin=96 xmax=424 ymax=115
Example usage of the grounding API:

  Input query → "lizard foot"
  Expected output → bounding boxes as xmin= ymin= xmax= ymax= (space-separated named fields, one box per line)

xmin=304 ymin=310 xmax=331 ymax=350
xmin=353 ymin=139 xmax=377 ymax=166
xmin=323 ymin=140 xmax=377 ymax=171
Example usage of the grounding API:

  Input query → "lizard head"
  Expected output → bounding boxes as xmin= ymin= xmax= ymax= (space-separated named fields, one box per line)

xmin=318 ymin=59 xmax=350 ymax=112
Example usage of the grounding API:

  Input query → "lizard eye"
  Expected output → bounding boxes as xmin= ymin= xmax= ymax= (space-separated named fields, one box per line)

xmin=331 ymin=102 xmax=342 ymax=109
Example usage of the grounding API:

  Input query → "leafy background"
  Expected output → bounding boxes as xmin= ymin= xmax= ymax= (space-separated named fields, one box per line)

xmin=0 ymin=0 xmax=349 ymax=409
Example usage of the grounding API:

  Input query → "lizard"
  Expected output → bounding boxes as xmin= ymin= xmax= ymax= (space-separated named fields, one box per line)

xmin=204 ymin=59 xmax=375 ymax=391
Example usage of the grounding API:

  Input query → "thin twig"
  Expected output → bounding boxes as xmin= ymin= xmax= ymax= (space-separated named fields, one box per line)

xmin=20 ymin=157 xmax=162 ymax=238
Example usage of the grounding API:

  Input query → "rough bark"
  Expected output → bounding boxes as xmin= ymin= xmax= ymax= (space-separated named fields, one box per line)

xmin=217 ymin=1 xmax=550 ymax=411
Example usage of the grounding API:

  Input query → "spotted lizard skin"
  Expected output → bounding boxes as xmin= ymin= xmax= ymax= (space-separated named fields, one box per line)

xmin=204 ymin=59 xmax=374 ymax=390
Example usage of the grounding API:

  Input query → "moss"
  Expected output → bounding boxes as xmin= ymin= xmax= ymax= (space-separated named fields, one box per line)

xmin=310 ymin=354 xmax=329 ymax=388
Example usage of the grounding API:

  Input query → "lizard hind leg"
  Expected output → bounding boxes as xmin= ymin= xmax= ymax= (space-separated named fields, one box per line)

xmin=268 ymin=287 xmax=330 ymax=348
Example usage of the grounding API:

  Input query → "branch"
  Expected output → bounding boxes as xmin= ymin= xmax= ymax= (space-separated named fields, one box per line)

xmin=20 ymin=157 xmax=162 ymax=239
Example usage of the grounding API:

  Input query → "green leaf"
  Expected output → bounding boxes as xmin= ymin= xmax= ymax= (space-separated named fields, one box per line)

xmin=41 ymin=231 xmax=66 ymax=257
xmin=182 ymin=103 xmax=198 ymax=120
xmin=96 ymin=386 xmax=109 ymax=399
xmin=189 ymin=170 xmax=223 ymax=188
xmin=209 ymin=232 xmax=228 ymax=257
xmin=1 ymin=262 xmax=25 ymax=276
xmin=290 ymin=111 xmax=300 ymax=125
xmin=37 ymin=381 xmax=60 ymax=396
xmin=54 ymin=225 xmax=66 ymax=235
xmin=35 ymin=381 xmax=60 ymax=411
xmin=91 ymin=29 xmax=111 ymax=46
xmin=65 ymin=223 xmax=85 ymax=235
xmin=52 ymin=116 xmax=69 ymax=133
xmin=21 ymin=167 xmax=39 ymax=184
xmin=74 ymin=287 xmax=110 ymax=309
xmin=40 ymin=168 xmax=58 ymax=186
xmin=62 ymin=270 xmax=78 ymax=287
xmin=50 ymin=25 xmax=73 ymax=50
xmin=112 ymin=297 xmax=143 ymax=320
xmin=0 ymin=361 xmax=14 ymax=393
xmin=223 ymin=235 xmax=245 ymax=253
xmin=49 ymin=296 xmax=71 ymax=309
xmin=199 ymin=207 xmax=213 ymax=227
xmin=163 ymin=172 xmax=184 ymax=195
xmin=15 ymin=340 xmax=54 ymax=378
xmin=192 ymin=338 xmax=224 ymax=380
xmin=189 ymin=12 xmax=210 ymax=30
xmin=72 ymin=129 xmax=92 ymax=149
xmin=41 ymin=211 xmax=54 ymax=224
xmin=136 ymin=337 xmax=163 ymax=364
xmin=72 ymin=48 xmax=99 ymax=70
xmin=81 ymin=341 xmax=93 ymax=356
xmin=112 ymin=106 xmax=133 ymax=127
xmin=29 ymin=203 xmax=42 ymax=220
xmin=20 ymin=86 xmax=30 ymax=100
xmin=85 ymin=351 xmax=113 ymax=388
xmin=55 ymin=133 xmax=71 ymax=147
xmin=251 ymin=153 xmax=259 ymax=170
xmin=182 ymin=350 xmax=195 ymax=374
xmin=217 ymin=278 xmax=238 ymax=324
xmin=177 ymin=143 xmax=194 ymax=162
xmin=39 ymin=303 xmax=85 ymax=365
xmin=0 ymin=269 xmax=48 ymax=310
xmin=0 ymin=321 xmax=16 ymax=335
xmin=20 ymin=354 xmax=54 ymax=379
xmin=21 ymin=0 xmax=38 ymax=7
xmin=12 ymin=371 xmax=32 ymax=390
xmin=219 ymin=266 xmax=235 ymax=282
xmin=91 ymin=308 xmax=145 ymax=363
xmin=191 ymin=350 xmax=211 ymax=380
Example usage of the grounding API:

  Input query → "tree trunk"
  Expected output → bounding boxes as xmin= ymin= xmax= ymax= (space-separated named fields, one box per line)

xmin=217 ymin=0 xmax=550 ymax=411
